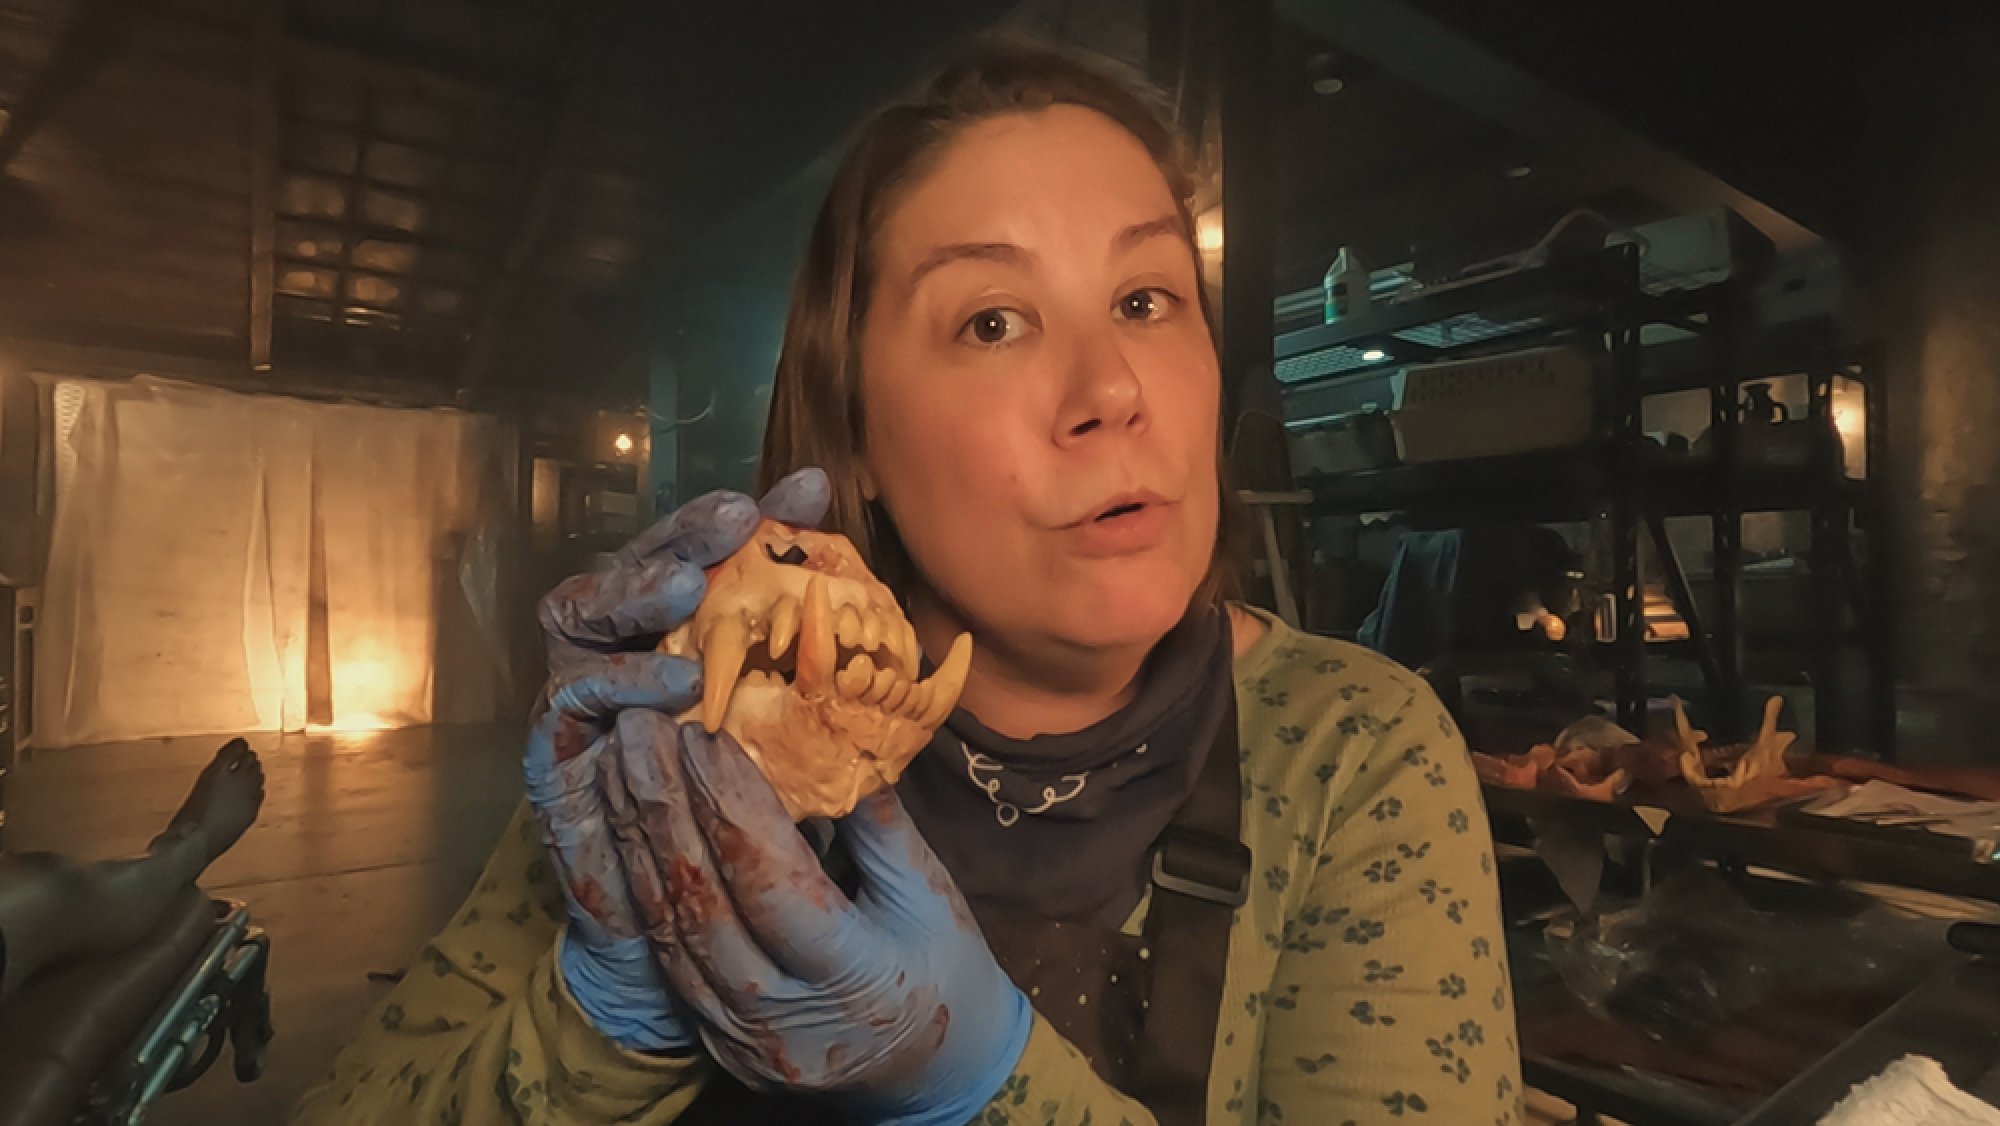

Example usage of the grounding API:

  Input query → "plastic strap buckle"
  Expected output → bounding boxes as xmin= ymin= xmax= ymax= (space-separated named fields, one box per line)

xmin=1150 ymin=825 xmax=1252 ymax=908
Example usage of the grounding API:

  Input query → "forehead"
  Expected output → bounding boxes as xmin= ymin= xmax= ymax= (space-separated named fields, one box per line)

xmin=878 ymin=105 xmax=1181 ymax=259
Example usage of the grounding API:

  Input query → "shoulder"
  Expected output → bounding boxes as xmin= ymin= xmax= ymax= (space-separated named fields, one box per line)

xmin=1230 ymin=604 xmax=1438 ymax=722
xmin=1228 ymin=605 xmax=1460 ymax=799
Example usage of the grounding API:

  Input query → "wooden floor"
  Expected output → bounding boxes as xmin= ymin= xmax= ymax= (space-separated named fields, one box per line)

xmin=6 ymin=724 xmax=524 ymax=1126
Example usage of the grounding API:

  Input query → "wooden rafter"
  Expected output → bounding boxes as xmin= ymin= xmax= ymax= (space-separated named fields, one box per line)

xmin=249 ymin=0 xmax=282 ymax=372
xmin=0 ymin=0 xmax=123 ymax=172
xmin=1276 ymin=0 xmax=1819 ymax=252
xmin=457 ymin=0 xmax=614 ymax=398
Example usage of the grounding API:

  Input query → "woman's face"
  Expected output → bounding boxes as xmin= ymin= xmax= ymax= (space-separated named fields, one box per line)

xmin=859 ymin=105 xmax=1220 ymax=656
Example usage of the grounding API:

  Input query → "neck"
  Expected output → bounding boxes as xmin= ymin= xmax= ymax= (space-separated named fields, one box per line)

xmin=908 ymin=589 xmax=1154 ymax=740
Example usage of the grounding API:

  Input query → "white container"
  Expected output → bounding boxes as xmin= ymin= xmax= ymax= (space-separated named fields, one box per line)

xmin=1322 ymin=246 xmax=1371 ymax=324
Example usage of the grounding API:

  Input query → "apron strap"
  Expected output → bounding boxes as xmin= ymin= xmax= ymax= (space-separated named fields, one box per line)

xmin=1129 ymin=688 xmax=1247 ymax=1123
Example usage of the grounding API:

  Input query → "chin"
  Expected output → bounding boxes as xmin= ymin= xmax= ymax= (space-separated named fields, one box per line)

xmin=1048 ymin=557 xmax=1205 ymax=649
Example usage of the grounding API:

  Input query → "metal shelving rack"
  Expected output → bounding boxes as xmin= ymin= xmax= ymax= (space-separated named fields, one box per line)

xmin=1276 ymin=243 xmax=1893 ymax=753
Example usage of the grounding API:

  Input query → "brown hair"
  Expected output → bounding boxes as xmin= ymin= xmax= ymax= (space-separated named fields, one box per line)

xmin=756 ymin=33 xmax=1246 ymax=607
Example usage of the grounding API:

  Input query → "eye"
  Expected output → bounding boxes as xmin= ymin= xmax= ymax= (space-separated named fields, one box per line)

xmin=1117 ymin=287 xmax=1178 ymax=323
xmin=958 ymin=307 xmax=1029 ymax=348
xmin=764 ymin=543 xmax=809 ymax=566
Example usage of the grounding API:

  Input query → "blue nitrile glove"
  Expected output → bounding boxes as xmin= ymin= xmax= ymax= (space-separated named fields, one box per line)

xmin=606 ymin=710 xmax=1033 ymax=1124
xmin=526 ymin=469 xmax=830 ymax=1051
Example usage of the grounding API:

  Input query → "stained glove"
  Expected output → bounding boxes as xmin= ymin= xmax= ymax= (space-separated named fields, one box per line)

xmin=605 ymin=710 xmax=1033 ymax=1124
xmin=525 ymin=469 xmax=830 ymax=1051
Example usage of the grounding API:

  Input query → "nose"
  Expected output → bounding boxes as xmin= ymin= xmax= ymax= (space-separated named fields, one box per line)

xmin=1052 ymin=328 xmax=1145 ymax=446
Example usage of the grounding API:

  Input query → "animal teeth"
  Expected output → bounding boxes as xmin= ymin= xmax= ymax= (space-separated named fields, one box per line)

xmin=861 ymin=608 xmax=885 ymax=653
xmin=837 ymin=654 xmax=874 ymax=698
xmin=916 ymin=632 xmax=973 ymax=726
xmin=892 ymin=620 xmax=920 ymax=678
xmin=768 ymin=595 xmax=800 ymax=660
xmin=882 ymin=676 xmax=912 ymax=712
xmin=797 ymin=574 xmax=836 ymax=692
xmin=700 ymin=614 xmax=751 ymax=733
xmin=902 ymin=679 xmax=933 ymax=722
xmin=862 ymin=665 xmax=897 ymax=705
xmin=836 ymin=605 xmax=863 ymax=649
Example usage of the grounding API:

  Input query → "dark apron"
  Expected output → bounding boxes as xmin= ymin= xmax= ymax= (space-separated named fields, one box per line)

xmin=681 ymin=694 xmax=1247 ymax=1124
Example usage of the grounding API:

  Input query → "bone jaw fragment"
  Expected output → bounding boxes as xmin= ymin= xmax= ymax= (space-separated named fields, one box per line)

xmin=658 ymin=518 xmax=974 ymax=820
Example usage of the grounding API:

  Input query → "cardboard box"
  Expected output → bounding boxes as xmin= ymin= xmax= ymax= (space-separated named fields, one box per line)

xmin=1395 ymin=346 xmax=1598 ymax=463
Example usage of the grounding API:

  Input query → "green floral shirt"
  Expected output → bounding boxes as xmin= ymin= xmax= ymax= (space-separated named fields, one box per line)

xmin=974 ymin=608 xmax=1522 ymax=1125
xmin=291 ymin=608 xmax=1520 ymax=1125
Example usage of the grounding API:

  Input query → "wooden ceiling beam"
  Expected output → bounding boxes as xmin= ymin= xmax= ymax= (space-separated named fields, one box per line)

xmin=1276 ymin=0 xmax=1820 ymax=252
xmin=248 ymin=0 xmax=281 ymax=373
xmin=282 ymin=34 xmax=525 ymax=110
xmin=0 ymin=0 xmax=124 ymax=172
xmin=457 ymin=0 xmax=616 ymax=399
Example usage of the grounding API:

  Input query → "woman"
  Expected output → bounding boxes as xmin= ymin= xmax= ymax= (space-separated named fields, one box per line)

xmin=294 ymin=38 xmax=1520 ymax=1125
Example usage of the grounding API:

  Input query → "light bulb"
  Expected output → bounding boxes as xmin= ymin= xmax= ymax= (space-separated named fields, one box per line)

xmin=1196 ymin=207 xmax=1224 ymax=254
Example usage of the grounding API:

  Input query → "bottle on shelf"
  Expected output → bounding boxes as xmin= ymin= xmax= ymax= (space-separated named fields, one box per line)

xmin=1322 ymin=246 xmax=1370 ymax=324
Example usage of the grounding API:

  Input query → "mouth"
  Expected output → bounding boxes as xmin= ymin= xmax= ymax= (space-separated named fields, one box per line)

xmin=692 ymin=572 xmax=972 ymax=734
xmin=1078 ymin=490 xmax=1171 ymax=526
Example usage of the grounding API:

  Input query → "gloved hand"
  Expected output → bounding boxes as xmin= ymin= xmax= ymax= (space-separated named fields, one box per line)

xmin=525 ymin=469 xmax=830 ymax=1052
xmin=605 ymin=710 xmax=1033 ymax=1124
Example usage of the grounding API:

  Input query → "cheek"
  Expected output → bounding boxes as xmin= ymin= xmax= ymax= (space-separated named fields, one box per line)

xmin=1134 ymin=328 xmax=1223 ymax=454
xmin=866 ymin=377 xmax=1032 ymax=549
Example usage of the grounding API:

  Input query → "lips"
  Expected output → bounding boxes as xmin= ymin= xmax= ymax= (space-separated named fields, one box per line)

xmin=1074 ymin=490 xmax=1172 ymax=527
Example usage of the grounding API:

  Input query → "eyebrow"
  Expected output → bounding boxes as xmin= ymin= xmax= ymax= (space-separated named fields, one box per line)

xmin=908 ymin=242 xmax=1031 ymax=289
xmin=1112 ymin=213 xmax=1187 ymax=253
xmin=905 ymin=214 xmax=1188 ymax=290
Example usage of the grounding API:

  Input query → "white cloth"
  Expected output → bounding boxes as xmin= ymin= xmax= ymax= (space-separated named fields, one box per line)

xmin=35 ymin=376 xmax=514 ymax=744
xmin=1820 ymin=1055 xmax=2000 ymax=1126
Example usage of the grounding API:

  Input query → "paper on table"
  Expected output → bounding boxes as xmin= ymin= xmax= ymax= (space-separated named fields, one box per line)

xmin=1818 ymin=1055 xmax=2000 ymax=1125
xmin=1801 ymin=780 xmax=2000 ymax=844
xmin=1529 ymin=817 xmax=1605 ymax=915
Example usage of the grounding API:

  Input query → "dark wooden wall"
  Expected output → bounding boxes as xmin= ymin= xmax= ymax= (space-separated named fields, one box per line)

xmin=0 ymin=0 xmax=657 ymax=410
xmin=0 ymin=0 xmax=252 ymax=363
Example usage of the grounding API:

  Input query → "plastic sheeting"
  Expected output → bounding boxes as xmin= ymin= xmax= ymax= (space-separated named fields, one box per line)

xmin=35 ymin=377 xmax=514 ymax=745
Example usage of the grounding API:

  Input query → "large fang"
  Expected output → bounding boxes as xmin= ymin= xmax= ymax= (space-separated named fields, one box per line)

xmin=917 ymin=632 xmax=974 ymax=726
xmin=768 ymin=595 xmax=800 ymax=660
xmin=863 ymin=665 xmax=897 ymax=705
xmin=902 ymin=679 xmax=933 ymax=722
xmin=797 ymin=574 xmax=836 ymax=692
xmin=837 ymin=654 xmax=874 ymax=698
xmin=700 ymin=615 xmax=751 ymax=732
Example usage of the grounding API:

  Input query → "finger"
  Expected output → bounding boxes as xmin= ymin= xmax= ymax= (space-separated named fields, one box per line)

xmin=614 ymin=489 xmax=760 ymax=572
xmin=526 ymin=727 xmax=644 ymax=941
xmin=610 ymin=711 xmax=796 ymax=1018
xmin=679 ymin=726 xmax=875 ymax=983
xmin=526 ymin=652 xmax=703 ymax=787
xmin=540 ymin=559 xmax=707 ymax=670
xmin=524 ymin=653 xmax=702 ymax=933
xmin=596 ymin=726 xmax=731 ymax=1026
xmin=757 ymin=467 xmax=831 ymax=529
xmin=840 ymin=788 xmax=980 ymax=938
